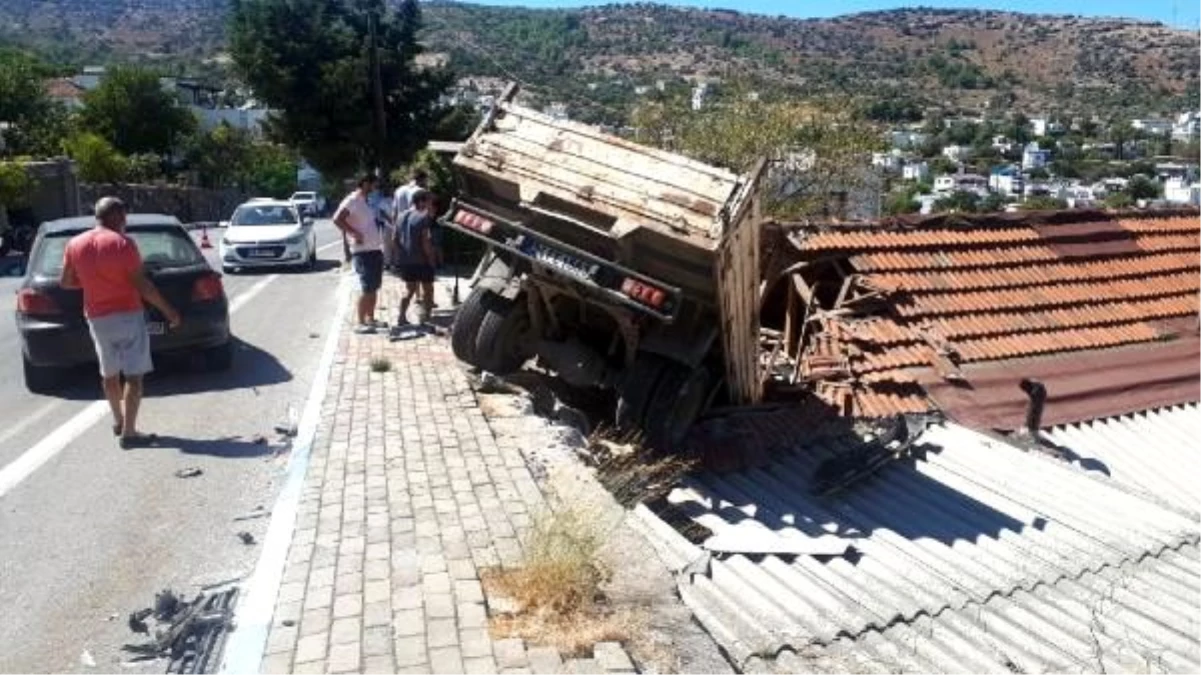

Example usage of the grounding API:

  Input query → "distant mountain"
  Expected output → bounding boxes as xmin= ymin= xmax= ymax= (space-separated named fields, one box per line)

xmin=0 ymin=1 xmax=1196 ymax=121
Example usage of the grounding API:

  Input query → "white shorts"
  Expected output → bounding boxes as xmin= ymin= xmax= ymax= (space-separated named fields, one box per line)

xmin=87 ymin=310 xmax=154 ymax=378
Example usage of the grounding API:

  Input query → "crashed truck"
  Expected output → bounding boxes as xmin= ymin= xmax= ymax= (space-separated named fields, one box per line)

xmin=441 ymin=85 xmax=767 ymax=448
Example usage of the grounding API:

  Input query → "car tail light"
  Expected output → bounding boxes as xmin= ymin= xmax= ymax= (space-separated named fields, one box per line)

xmin=191 ymin=273 xmax=225 ymax=302
xmin=453 ymin=209 xmax=495 ymax=235
xmin=620 ymin=278 xmax=667 ymax=309
xmin=16 ymin=288 xmax=61 ymax=315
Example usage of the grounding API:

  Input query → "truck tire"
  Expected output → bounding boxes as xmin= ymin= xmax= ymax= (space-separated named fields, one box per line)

xmin=473 ymin=292 xmax=532 ymax=375
xmin=642 ymin=364 xmax=713 ymax=451
xmin=615 ymin=352 xmax=673 ymax=432
xmin=451 ymin=287 xmax=491 ymax=366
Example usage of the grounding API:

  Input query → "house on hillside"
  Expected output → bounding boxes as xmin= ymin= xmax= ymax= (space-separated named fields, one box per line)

xmin=44 ymin=78 xmax=85 ymax=111
xmin=1132 ymin=118 xmax=1173 ymax=136
xmin=902 ymin=161 xmax=930 ymax=182
xmin=1022 ymin=141 xmax=1050 ymax=170
xmin=889 ymin=130 xmax=928 ymax=150
xmin=933 ymin=171 xmax=988 ymax=195
xmin=1172 ymin=111 xmax=1200 ymax=140
xmin=871 ymin=150 xmax=903 ymax=172
xmin=1164 ymin=177 xmax=1201 ymax=206
xmin=941 ymin=144 xmax=972 ymax=162
xmin=647 ymin=208 xmax=1201 ymax=675
xmin=988 ymin=165 xmax=1024 ymax=196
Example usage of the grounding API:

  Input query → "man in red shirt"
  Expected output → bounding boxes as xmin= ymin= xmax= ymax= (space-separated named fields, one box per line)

xmin=61 ymin=197 xmax=181 ymax=449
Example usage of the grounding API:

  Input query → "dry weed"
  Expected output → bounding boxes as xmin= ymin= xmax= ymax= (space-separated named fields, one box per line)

xmin=369 ymin=356 xmax=392 ymax=373
xmin=483 ymin=507 xmax=649 ymax=658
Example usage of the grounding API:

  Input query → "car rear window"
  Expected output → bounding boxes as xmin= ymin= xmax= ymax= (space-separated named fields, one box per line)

xmin=232 ymin=204 xmax=299 ymax=226
xmin=32 ymin=228 xmax=206 ymax=277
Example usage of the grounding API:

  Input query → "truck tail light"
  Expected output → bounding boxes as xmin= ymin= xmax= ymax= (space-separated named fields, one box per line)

xmin=17 ymin=288 xmax=61 ymax=315
xmin=191 ymin=273 xmax=225 ymax=302
xmin=621 ymin=278 xmax=667 ymax=309
xmin=453 ymin=209 xmax=495 ymax=235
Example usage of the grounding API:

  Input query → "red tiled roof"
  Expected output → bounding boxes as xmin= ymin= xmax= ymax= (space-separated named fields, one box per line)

xmin=44 ymin=78 xmax=84 ymax=100
xmin=775 ymin=208 xmax=1201 ymax=422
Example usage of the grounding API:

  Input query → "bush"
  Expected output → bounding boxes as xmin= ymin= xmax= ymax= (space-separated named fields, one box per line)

xmin=0 ymin=162 xmax=32 ymax=208
xmin=61 ymin=132 xmax=128 ymax=183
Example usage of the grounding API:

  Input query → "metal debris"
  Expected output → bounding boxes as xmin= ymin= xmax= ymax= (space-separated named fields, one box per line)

xmin=174 ymin=467 xmax=203 ymax=479
xmin=236 ymin=531 xmax=256 ymax=545
xmin=123 ymin=586 xmax=239 ymax=674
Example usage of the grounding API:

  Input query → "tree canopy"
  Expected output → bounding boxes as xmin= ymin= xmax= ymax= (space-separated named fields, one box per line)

xmin=78 ymin=66 xmax=196 ymax=155
xmin=0 ymin=49 xmax=70 ymax=158
xmin=228 ymin=0 xmax=452 ymax=179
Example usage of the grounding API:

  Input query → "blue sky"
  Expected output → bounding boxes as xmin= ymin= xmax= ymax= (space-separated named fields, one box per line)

xmin=463 ymin=0 xmax=1201 ymax=29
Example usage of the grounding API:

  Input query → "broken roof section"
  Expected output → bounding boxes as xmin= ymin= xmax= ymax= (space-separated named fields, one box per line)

xmin=763 ymin=207 xmax=1200 ymax=428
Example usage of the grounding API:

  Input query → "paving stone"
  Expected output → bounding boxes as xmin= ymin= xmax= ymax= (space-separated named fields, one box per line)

xmin=333 ymin=593 xmax=364 ymax=619
xmin=457 ymin=602 xmax=488 ymax=629
xmin=493 ymin=638 xmax=528 ymax=669
xmin=330 ymin=616 xmax=361 ymax=645
xmin=525 ymin=646 xmax=563 ymax=674
xmin=363 ymin=625 xmax=393 ymax=656
xmin=427 ymin=617 xmax=459 ymax=648
xmin=593 ymin=642 xmax=636 ymax=672
xmin=426 ymin=591 xmax=456 ymax=619
xmin=393 ymin=608 xmax=424 ymax=636
xmin=276 ymin=581 xmax=306 ymax=605
xmin=260 ymin=651 xmax=293 ymax=674
xmin=272 ymin=601 xmax=303 ymax=627
xmin=363 ymin=600 xmax=391 ymax=628
xmin=292 ymin=659 xmax=326 ymax=674
xmin=327 ymin=641 xmax=361 ymax=673
xmin=459 ymin=628 xmax=493 ymax=658
xmin=563 ymin=659 xmax=599 ymax=675
xmin=265 ymin=624 xmax=298 ymax=655
xmin=430 ymin=646 xmax=466 ymax=675
xmin=394 ymin=635 xmax=428 ymax=667
xmin=454 ymin=579 xmax=485 ymax=604
xmin=363 ymin=655 xmax=396 ymax=673
xmin=393 ymin=586 xmax=422 ymax=610
xmin=300 ymin=609 xmax=331 ymax=637
xmin=463 ymin=656 xmax=498 ymax=674
xmin=294 ymin=633 xmax=327 ymax=664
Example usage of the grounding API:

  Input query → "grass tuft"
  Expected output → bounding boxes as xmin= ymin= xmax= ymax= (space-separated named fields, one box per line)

xmin=369 ymin=356 xmax=392 ymax=373
xmin=483 ymin=507 xmax=644 ymax=657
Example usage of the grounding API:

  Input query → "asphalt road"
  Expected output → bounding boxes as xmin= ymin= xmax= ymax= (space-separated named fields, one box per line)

xmin=0 ymin=220 xmax=348 ymax=673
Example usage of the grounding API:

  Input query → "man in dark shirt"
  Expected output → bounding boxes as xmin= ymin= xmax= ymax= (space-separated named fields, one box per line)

xmin=391 ymin=189 xmax=438 ymax=333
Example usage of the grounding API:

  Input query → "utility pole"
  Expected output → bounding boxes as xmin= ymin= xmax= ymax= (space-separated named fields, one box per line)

xmin=367 ymin=3 xmax=387 ymax=179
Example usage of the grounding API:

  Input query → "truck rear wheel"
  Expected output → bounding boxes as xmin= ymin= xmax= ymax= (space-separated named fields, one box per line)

xmin=643 ymin=364 xmax=713 ymax=451
xmin=615 ymin=353 xmax=672 ymax=433
xmin=473 ymin=292 xmax=532 ymax=375
xmin=451 ymin=287 xmax=491 ymax=366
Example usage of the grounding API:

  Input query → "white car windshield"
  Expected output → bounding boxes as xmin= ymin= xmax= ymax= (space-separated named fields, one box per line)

xmin=231 ymin=204 xmax=299 ymax=226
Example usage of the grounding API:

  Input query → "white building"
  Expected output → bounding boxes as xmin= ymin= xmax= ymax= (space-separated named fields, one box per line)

xmin=1164 ymin=177 xmax=1201 ymax=206
xmin=1030 ymin=118 xmax=1065 ymax=137
xmin=1132 ymin=118 xmax=1172 ymax=136
xmin=1172 ymin=112 xmax=1200 ymax=140
xmin=941 ymin=144 xmax=972 ymax=162
xmin=544 ymin=102 xmax=569 ymax=121
xmin=992 ymin=135 xmax=1016 ymax=153
xmin=691 ymin=82 xmax=709 ymax=111
xmin=989 ymin=167 xmax=1024 ymax=196
xmin=889 ymin=130 xmax=928 ymax=150
xmin=902 ymin=161 xmax=930 ymax=182
xmin=1022 ymin=142 xmax=1051 ymax=170
xmin=871 ymin=150 xmax=903 ymax=172
xmin=195 ymin=106 xmax=269 ymax=138
xmin=934 ymin=172 xmax=989 ymax=195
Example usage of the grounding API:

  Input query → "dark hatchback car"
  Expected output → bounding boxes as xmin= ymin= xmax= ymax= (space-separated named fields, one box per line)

xmin=15 ymin=214 xmax=232 ymax=393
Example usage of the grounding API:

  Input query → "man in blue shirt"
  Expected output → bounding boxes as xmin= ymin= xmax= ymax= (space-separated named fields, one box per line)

xmin=391 ymin=189 xmax=438 ymax=334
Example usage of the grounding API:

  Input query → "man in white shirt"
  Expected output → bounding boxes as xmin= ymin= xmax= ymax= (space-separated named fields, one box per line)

xmin=333 ymin=174 xmax=385 ymax=334
xmin=391 ymin=169 xmax=428 ymax=226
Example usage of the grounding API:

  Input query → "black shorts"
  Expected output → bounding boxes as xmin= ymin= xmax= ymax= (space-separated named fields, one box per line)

xmin=398 ymin=264 xmax=435 ymax=284
xmin=352 ymin=251 xmax=384 ymax=292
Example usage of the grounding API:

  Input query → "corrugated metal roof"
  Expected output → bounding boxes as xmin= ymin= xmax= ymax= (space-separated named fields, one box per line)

xmin=637 ymin=420 xmax=1201 ymax=673
xmin=1043 ymin=403 xmax=1200 ymax=517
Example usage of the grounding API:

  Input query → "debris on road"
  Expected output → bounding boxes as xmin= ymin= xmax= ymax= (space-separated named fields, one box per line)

xmin=80 ymin=649 xmax=97 ymax=668
xmin=251 ymin=435 xmax=267 ymax=445
xmin=233 ymin=506 xmax=268 ymax=522
xmin=174 ymin=467 xmax=203 ymax=479
xmin=236 ymin=531 xmax=256 ymax=545
xmin=308 ymin=332 xmax=319 ymax=339
xmin=122 ymin=586 xmax=239 ymax=674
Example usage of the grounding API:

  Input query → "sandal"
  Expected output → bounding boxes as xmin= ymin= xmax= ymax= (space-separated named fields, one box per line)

xmin=112 ymin=423 xmax=122 ymax=436
xmin=119 ymin=433 xmax=158 ymax=450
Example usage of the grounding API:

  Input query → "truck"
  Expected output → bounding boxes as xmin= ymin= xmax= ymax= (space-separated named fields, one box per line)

xmin=440 ymin=85 xmax=766 ymax=449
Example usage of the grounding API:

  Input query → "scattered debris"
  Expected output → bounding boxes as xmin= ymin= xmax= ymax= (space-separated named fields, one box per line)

xmin=281 ymin=619 xmax=295 ymax=627
xmin=308 ymin=332 xmax=319 ymax=339
xmin=273 ymin=423 xmax=297 ymax=438
xmin=80 ymin=649 xmax=97 ymax=668
xmin=107 ymin=613 xmax=119 ymax=622
xmin=251 ymin=435 xmax=267 ymax=446
xmin=174 ymin=467 xmax=203 ymax=479
xmin=369 ymin=356 xmax=393 ymax=373
xmin=123 ymin=586 xmax=239 ymax=674
xmin=233 ymin=506 xmax=268 ymax=522
xmin=236 ymin=531 xmax=256 ymax=545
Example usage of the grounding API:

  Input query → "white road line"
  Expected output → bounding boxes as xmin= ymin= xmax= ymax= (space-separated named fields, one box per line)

xmin=317 ymin=238 xmax=344 ymax=253
xmin=0 ymin=400 xmax=61 ymax=448
xmin=0 ymin=270 xmax=307 ymax=500
xmin=220 ymin=274 xmax=351 ymax=675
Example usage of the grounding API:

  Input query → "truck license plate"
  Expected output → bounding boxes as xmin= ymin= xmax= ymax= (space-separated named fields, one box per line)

xmin=523 ymin=241 xmax=595 ymax=281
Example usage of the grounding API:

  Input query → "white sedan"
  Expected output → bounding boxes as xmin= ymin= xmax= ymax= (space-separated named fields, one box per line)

xmin=219 ymin=200 xmax=318 ymax=272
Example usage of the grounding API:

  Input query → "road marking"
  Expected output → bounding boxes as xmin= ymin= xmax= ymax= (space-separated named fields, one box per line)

xmin=0 ymin=400 xmax=61 ymax=448
xmin=0 ymin=269 xmax=310 ymax=500
xmin=220 ymin=274 xmax=351 ymax=675
xmin=317 ymin=239 xmax=343 ymax=253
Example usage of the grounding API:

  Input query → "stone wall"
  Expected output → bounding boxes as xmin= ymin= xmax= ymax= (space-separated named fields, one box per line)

xmin=79 ymin=183 xmax=247 ymax=223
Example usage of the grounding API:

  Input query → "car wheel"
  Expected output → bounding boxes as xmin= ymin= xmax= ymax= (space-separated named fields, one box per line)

xmin=23 ymin=356 xmax=61 ymax=394
xmin=473 ymin=292 xmax=532 ymax=375
xmin=450 ymin=287 xmax=492 ymax=366
xmin=307 ymin=247 xmax=318 ymax=271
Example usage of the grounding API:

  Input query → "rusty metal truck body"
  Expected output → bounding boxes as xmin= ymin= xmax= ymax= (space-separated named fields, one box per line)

xmin=441 ymin=85 xmax=764 ymax=446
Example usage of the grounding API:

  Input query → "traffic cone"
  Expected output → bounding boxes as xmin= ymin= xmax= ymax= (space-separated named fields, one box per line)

xmin=200 ymin=224 xmax=212 ymax=250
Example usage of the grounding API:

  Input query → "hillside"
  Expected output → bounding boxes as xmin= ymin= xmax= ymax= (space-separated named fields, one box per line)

xmin=0 ymin=0 xmax=1196 ymax=121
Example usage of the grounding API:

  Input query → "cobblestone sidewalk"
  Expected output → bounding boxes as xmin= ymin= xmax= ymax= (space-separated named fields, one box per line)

xmin=257 ymin=279 xmax=549 ymax=674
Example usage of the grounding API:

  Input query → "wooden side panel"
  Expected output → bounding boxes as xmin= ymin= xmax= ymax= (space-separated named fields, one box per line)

xmin=716 ymin=196 xmax=764 ymax=405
